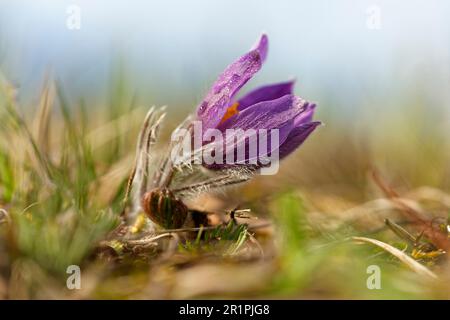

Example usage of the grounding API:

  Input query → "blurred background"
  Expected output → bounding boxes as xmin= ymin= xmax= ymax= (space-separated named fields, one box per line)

xmin=1 ymin=0 xmax=450 ymax=300
xmin=1 ymin=0 xmax=450 ymax=198
xmin=0 ymin=0 xmax=448 ymax=107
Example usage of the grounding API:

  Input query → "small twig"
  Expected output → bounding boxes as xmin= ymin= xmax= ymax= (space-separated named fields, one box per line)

xmin=153 ymin=221 xmax=272 ymax=234
xmin=229 ymin=208 xmax=255 ymax=220
xmin=124 ymin=232 xmax=175 ymax=246
xmin=385 ymin=218 xmax=417 ymax=244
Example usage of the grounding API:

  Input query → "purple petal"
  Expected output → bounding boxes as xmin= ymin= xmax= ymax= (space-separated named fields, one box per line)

xmin=279 ymin=121 xmax=321 ymax=159
xmin=204 ymin=121 xmax=320 ymax=170
xmin=217 ymin=94 xmax=309 ymax=133
xmin=197 ymin=34 xmax=268 ymax=130
xmin=293 ymin=103 xmax=316 ymax=126
xmin=251 ymin=33 xmax=268 ymax=62
xmin=211 ymin=95 xmax=311 ymax=167
xmin=236 ymin=80 xmax=295 ymax=111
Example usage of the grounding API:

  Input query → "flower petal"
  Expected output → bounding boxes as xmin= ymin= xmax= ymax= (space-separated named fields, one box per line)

xmin=217 ymin=94 xmax=309 ymax=133
xmin=204 ymin=121 xmax=320 ymax=170
xmin=293 ymin=102 xmax=316 ymax=126
xmin=251 ymin=33 xmax=268 ymax=62
xmin=279 ymin=121 xmax=321 ymax=159
xmin=212 ymin=94 xmax=311 ymax=167
xmin=197 ymin=34 xmax=268 ymax=130
xmin=236 ymin=80 xmax=295 ymax=111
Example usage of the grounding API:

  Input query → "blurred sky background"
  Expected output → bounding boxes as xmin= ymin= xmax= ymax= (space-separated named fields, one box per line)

xmin=0 ymin=0 xmax=449 ymax=119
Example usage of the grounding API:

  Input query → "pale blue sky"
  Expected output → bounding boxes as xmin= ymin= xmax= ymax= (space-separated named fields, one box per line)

xmin=0 ymin=0 xmax=449 ymax=113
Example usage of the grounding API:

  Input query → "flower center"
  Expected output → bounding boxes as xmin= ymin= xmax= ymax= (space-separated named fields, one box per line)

xmin=219 ymin=102 xmax=239 ymax=124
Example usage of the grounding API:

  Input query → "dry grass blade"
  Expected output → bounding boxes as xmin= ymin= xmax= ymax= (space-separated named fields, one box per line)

xmin=91 ymin=154 xmax=134 ymax=206
xmin=123 ymin=106 xmax=156 ymax=206
xmin=123 ymin=232 xmax=175 ymax=246
xmin=1 ymin=79 xmax=54 ymax=188
xmin=33 ymin=77 xmax=54 ymax=154
xmin=372 ymin=170 xmax=450 ymax=251
xmin=124 ymin=107 xmax=166 ymax=222
xmin=0 ymin=208 xmax=10 ymax=225
xmin=87 ymin=106 xmax=149 ymax=150
xmin=352 ymin=236 xmax=438 ymax=280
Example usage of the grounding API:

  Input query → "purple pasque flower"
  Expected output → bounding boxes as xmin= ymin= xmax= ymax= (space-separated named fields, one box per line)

xmin=196 ymin=34 xmax=320 ymax=169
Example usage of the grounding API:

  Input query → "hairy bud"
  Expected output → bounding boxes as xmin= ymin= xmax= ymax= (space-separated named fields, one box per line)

xmin=141 ymin=188 xmax=188 ymax=229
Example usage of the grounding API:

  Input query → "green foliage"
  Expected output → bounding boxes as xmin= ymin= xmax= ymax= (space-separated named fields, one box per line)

xmin=0 ymin=149 xmax=15 ymax=203
xmin=179 ymin=221 xmax=248 ymax=255
xmin=0 ymin=80 xmax=121 ymax=278
xmin=269 ymin=192 xmax=326 ymax=294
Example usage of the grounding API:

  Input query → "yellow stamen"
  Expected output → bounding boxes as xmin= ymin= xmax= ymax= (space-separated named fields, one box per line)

xmin=220 ymin=102 xmax=239 ymax=124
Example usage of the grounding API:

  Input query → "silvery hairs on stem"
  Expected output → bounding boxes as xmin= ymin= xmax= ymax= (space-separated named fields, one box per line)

xmin=126 ymin=107 xmax=255 ymax=231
